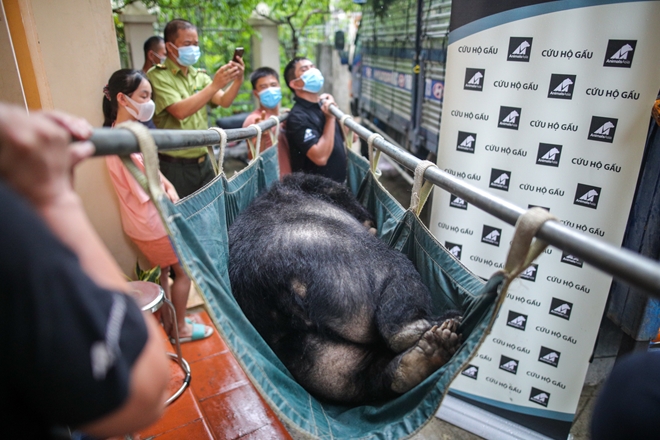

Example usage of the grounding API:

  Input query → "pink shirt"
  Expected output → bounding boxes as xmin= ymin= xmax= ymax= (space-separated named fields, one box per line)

xmin=242 ymin=108 xmax=291 ymax=176
xmin=243 ymin=108 xmax=277 ymax=157
xmin=105 ymin=153 xmax=168 ymax=241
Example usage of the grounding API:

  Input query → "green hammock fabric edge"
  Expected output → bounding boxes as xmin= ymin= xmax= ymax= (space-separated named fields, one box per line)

xmin=154 ymin=146 xmax=506 ymax=439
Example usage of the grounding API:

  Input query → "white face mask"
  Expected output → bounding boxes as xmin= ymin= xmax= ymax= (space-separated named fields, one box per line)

xmin=151 ymin=51 xmax=166 ymax=65
xmin=124 ymin=94 xmax=155 ymax=122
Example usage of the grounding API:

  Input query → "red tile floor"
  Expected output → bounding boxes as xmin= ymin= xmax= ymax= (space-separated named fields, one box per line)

xmin=123 ymin=308 xmax=292 ymax=440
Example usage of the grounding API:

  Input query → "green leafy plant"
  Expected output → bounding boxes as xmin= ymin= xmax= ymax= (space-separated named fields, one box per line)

xmin=135 ymin=261 xmax=162 ymax=283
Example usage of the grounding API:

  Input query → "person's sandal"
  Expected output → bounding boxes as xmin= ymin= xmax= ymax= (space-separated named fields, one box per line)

xmin=174 ymin=322 xmax=214 ymax=344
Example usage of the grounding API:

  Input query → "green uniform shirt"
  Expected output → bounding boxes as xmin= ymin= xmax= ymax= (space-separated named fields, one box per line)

xmin=147 ymin=58 xmax=213 ymax=158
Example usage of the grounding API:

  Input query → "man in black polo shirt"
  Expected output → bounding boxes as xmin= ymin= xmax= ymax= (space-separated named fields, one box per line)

xmin=284 ymin=57 xmax=347 ymax=183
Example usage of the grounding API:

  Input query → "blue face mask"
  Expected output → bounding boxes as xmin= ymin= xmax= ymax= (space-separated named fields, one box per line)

xmin=258 ymin=87 xmax=282 ymax=109
xmin=175 ymin=45 xmax=201 ymax=66
xmin=300 ymin=68 xmax=324 ymax=94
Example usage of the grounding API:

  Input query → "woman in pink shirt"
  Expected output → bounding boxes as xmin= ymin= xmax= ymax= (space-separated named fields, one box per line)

xmin=103 ymin=69 xmax=212 ymax=343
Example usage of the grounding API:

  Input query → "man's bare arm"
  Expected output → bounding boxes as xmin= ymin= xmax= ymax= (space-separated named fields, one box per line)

xmin=306 ymin=94 xmax=338 ymax=166
xmin=167 ymin=61 xmax=243 ymax=119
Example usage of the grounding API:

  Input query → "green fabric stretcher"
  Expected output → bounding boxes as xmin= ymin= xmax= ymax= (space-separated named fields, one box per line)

xmin=121 ymin=121 xmax=527 ymax=439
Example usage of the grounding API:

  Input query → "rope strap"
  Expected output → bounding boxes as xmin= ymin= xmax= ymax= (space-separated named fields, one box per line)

xmin=267 ymin=115 xmax=280 ymax=147
xmin=340 ymin=114 xmax=354 ymax=153
xmin=207 ymin=127 xmax=227 ymax=176
xmin=247 ymin=124 xmax=262 ymax=161
xmin=116 ymin=121 xmax=164 ymax=201
xmin=504 ymin=207 xmax=558 ymax=281
xmin=410 ymin=160 xmax=437 ymax=216
xmin=367 ymin=133 xmax=383 ymax=176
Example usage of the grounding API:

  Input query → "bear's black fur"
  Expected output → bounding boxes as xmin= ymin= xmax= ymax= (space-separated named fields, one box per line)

xmin=228 ymin=173 xmax=461 ymax=404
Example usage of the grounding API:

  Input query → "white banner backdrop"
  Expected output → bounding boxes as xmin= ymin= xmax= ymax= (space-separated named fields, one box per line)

xmin=430 ymin=1 xmax=660 ymax=438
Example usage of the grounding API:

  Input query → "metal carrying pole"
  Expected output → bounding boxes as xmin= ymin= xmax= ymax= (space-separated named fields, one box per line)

xmin=328 ymin=105 xmax=660 ymax=297
xmin=87 ymin=107 xmax=660 ymax=296
xmin=90 ymin=113 xmax=288 ymax=156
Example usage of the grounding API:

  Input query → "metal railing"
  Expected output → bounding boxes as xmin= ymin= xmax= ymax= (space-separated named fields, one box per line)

xmin=89 ymin=108 xmax=660 ymax=297
xmin=90 ymin=114 xmax=288 ymax=156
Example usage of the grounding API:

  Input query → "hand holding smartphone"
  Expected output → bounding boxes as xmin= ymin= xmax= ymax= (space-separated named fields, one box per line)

xmin=232 ymin=47 xmax=244 ymax=63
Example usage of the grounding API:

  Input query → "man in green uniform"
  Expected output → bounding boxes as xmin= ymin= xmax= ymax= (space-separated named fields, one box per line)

xmin=148 ymin=18 xmax=244 ymax=197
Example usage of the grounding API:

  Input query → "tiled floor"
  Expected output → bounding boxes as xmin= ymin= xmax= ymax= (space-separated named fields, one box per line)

xmin=127 ymin=308 xmax=291 ymax=440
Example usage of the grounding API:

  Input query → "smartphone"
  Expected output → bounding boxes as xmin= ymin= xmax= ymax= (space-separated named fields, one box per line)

xmin=232 ymin=47 xmax=244 ymax=63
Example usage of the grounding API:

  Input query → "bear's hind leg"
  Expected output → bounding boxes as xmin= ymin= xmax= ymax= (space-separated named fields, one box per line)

xmin=386 ymin=317 xmax=462 ymax=394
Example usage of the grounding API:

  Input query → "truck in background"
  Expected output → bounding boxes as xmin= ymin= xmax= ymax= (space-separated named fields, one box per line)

xmin=350 ymin=0 xmax=451 ymax=158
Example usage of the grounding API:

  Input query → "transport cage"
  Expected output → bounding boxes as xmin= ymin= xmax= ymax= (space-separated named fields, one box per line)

xmin=355 ymin=0 xmax=451 ymax=155
xmin=113 ymin=121 xmax=545 ymax=439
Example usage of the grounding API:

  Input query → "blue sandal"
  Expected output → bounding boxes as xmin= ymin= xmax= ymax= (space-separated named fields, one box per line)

xmin=175 ymin=322 xmax=214 ymax=343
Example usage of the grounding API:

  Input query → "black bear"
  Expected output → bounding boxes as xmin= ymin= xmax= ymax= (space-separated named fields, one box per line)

xmin=228 ymin=173 xmax=462 ymax=404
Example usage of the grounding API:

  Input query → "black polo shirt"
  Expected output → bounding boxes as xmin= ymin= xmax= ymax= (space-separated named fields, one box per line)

xmin=286 ymin=95 xmax=347 ymax=183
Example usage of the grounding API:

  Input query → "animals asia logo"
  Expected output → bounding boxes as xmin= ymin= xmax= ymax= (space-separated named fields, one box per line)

xmin=603 ymin=40 xmax=637 ymax=68
xmin=549 ymin=297 xmax=573 ymax=320
xmin=461 ymin=364 xmax=479 ymax=379
xmin=489 ymin=168 xmax=511 ymax=191
xmin=539 ymin=346 xmax=561 ymax=367
xmin=456 ymin=131 xmax=477 ymax=153
xmin=464 ymin=68 xmax=485 ymax=91
xmin=481 ymin=225 xmax=502 ymax=247
xmin=528 ymin=204 xmax=550 ymax=212
xmin=520 ymin=264 xmax=538 ymax=282
xmin=508 ymin=37 xmax=533 ymax=62
xmin=499 ymin=355 xmax=519 ymax=374
xmin=529 ymin=387 xmax=550 ymax=407
xmin=536 ymin=143 xmax=562 ymax=167
xmin=547 ymin=74 xmax=576 ymax=100
xmin=561 ymin=251 xmax=583 ymax=268
xmin=445 ymin=241 xmax=462 ymax=260
xmin=498 ymin=106 xmax=522 ymax=130
xmin=574 ymin=183 xmax=601 ymax=209
xmin=303 ymin=128 xmax=316 ymax=143
xmin=588 ymin=116 xmax=618 ymax=143
xmin=506 ymin=310 xmax=528 ymax=331
xmin=449 ymin=194 xmax=468 ymax=210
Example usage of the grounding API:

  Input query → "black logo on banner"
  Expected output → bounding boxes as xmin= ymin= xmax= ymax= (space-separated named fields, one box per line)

xmin=464 ymin=68 xmax=485 ymax=91
xmin=449 ymin=195 xmax=468 ymax=210
xmin=461 ymin=364 xmax=479 ymax=379
xmin=481 ymin=225 xmax=502 ymax=247
xmin=445 ymin=241 xmax=462 ymax=260
xmin=456 ymin=131 xmax=477 ymax=153
xmin=528 ymin=204 xmax=550 ymax=212
xmin=603 ymin=40 xmax=637 ymax=68
xmin=529 ymin=387 xmax=550 ymax=407
xmin=520 ymin=264 xmax=538 ymax=282
xmin=536 ymin=143 xmax=562 ymax=167
xmin=508 ymin=37 xmax=533 ymax=62
xmin=499 ymin=355 xmax=519 ymax=374
xmin=561 ymin=251 xmax=583 ymax=268
xmin=588 ymin=116 xmax=618 ymax=143
xmin=489 ymin=169 xmax=511 ymax=191
xmin=549 ymin=297 xmax=573 ymax=320
xmin=507 ymin=310 xmax=527 ymax=331
xmin=574 ymin=183 xmax=601 ymax=209
xmin=539 ymin=346 xmax=561 ymax=367
xmin=498 ymin=106 xmax=522 ymax=130
xmin=547 ymin=74 xmax=576 ymax=100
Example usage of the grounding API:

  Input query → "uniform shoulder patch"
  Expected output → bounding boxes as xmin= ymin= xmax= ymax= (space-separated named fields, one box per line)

xmin=155 ymin=63 xmax=167 ymax=69
xmin=303 ymin=128 xmax=316 ymax=143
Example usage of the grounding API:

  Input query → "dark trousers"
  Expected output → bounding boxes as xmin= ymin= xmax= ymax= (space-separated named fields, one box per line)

xmin=159 ymin=155 xmax=216 ymax=198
